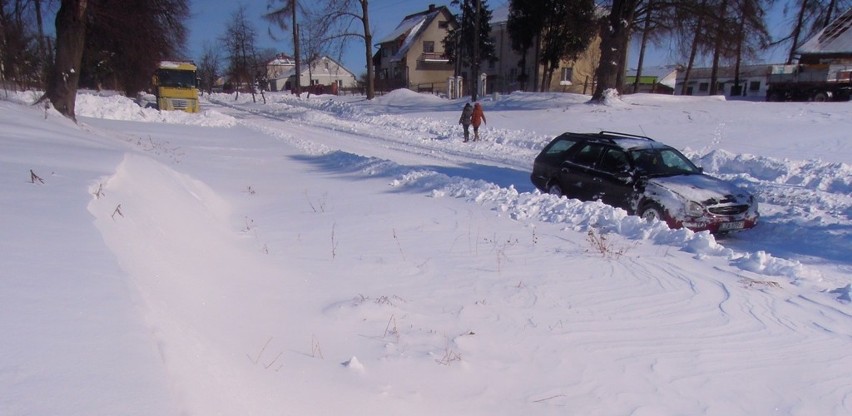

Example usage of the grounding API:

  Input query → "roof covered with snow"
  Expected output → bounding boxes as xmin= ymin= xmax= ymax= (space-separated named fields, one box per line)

xmin=797 ymin=8 xmax=852 ymax=55
xmin=375 ymin=5 xmax=453 ymax=62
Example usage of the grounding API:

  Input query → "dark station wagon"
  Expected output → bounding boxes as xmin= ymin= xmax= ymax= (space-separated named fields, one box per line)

xmin=530 ymin=131 xmax=759 ymax=233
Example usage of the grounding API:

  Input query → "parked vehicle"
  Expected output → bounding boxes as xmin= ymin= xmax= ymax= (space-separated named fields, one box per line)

xmin=151 ymin=61 xmax=200 ymax=112
xmin=530 ymin=131 xmax=759 ymax=233
xmin=766 ymin=63 xmax=852 ymax=102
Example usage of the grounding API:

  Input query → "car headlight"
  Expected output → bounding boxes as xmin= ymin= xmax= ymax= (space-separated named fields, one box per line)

xmin=749 ymin=195 xmax=758 ymax=212
xmin=686 ymin=201 xmax=704 ymax=216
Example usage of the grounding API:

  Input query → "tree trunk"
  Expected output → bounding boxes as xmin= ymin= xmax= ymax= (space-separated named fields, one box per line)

xmin=824 ymin=0 xmax=837 ymax=29
xmin=679 ymin=0 xmax=708 ymax=95
xmin=591 ymin=0 xmax=638 ymax=102
xmin=0 ymin=0 xmax=7 ymax=91
xmin=733 ymin=14 xmax=744 ymax=96
xmin=533 ymin=34 xmax=540 ymax=92
xmin=293 ymin=8 xmax=301 ymax=96
xmin=34 ymin=0 xmax=48 ymax=60
xmin=708 ymin=0 xmax=729 ymax=95
xmin=44 ymin=0 xmax=88 ymax=121
xmin=361 ymin=0 xmax=375 ymax=99
xmin=788 ymin=0 xmax=808 ymax=64
xmin=633 ymin=1 xmax=653 ymax=93
xmin=472 ymin=0 xmax=481 ymax=101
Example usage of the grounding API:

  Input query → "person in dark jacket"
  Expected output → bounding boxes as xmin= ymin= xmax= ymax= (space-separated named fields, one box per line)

xmin=459 ymin=103 xmax=473 ymax=142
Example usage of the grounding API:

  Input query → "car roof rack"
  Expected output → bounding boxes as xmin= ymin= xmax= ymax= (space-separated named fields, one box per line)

xmin=597 ymin=131 xmax=655 ymax=142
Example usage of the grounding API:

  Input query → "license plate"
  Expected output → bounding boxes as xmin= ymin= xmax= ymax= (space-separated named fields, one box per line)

xmin=719 ymin=221 xmax=745 ymax=231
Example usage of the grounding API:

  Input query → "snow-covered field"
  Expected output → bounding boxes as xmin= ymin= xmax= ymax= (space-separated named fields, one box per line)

xmin=1 ymin=88 xmax=850 ymax=415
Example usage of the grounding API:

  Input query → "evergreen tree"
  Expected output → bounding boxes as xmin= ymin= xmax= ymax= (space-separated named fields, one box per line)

xmin=443 ymin=0 xmax=497 ymax=98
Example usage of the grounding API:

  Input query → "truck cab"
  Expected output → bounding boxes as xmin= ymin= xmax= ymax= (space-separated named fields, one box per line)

xmin=153 ymin=61 xmax=200 ymax=112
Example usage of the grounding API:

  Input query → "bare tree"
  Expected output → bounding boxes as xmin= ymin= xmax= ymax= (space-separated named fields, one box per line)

xmin=264 ymin=0 xmax=302 ymax=95
xmin=221 ymin=4 xmax=260 ymax=102
xmin=632 ymin=0 xmax=676 ymax=93
xmin=80 ymin=0 xmax=190 ymax=96
xmin=313 ymin=0 xmax=376 ymax=99
xmin=2 ymin=0 xmax=57 ymax=92
xmin=774 ymin=0 xmax=851 ymax=64
xmin=729 ymin=0 xmax=771 ymax=95
xmin=41 ymin=0 xmax=87 ymax=120
xmin=672 ymin=0 xmax=713 ymax=95
xmin=33 ymin=0 xmax=50 ymax=64
xmin=299 ymin=16 xmax=332 ymax=97
xmin=197 ymin=41 xmax=221 ymax=96
xmin=34 ymin=0 xmax=189 ymax=119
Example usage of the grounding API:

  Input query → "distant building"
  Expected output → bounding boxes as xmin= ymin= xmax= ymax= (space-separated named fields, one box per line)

xmin=373 ymin=4 xmax=457 ymax=93
xmin=625 ymin=65 xmax=678 ymax=94
xmin=266 ymin=54 xmax=357 ymax=93
xmin=674 ymin=9 xmax=852 ymax=100
xmin=796 ymin=8 xmax=852 ymax=64
xmin=373 ymin=3 xmax=602 ymax=96
xmin=675 ymin=65 xmax=775 ymax=98
xmin=486 ymin=4 xmax=602 ymax=95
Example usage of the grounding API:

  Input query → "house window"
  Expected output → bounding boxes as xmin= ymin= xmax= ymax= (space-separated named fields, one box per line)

xmin=699 ymin=82 xmax=709 ymax=92
xmin=423 ymin=41 xmax=435 ymax=53
xmin=382 ymin=48 xmax=389 ymax=57
xmin=561 ymin=67 xmax=574 ymax=82
xmin=749 ymin=81 xmax=761 ymax=91
xmin=438 ymin=20 xmax=449 ymax=29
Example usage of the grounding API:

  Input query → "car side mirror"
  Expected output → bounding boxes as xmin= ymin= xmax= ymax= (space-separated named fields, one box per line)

xmin=616 ymin=171 xmax=634 ymax=184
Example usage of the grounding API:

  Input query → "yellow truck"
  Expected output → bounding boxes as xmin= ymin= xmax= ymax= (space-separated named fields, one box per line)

xmin=152 ymin=60 xmax=200 ymax=112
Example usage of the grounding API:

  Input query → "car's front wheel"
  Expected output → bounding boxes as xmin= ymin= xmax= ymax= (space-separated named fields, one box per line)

xmin=547 ymin=182 xmax=565 ymax=198
xmin=639 ymin=203 xmax=665 ymax=222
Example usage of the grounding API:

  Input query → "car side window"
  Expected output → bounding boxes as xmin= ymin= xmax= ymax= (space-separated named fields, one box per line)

xmin=570 ymin=143 xmax=605 ymax=167
xmin=543 ymin=139 xmax=576 ymax=156
xmin=598 ymin=148 xmax=630 ymax=173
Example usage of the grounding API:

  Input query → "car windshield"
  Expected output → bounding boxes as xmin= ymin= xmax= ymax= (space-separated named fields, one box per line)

xmin=630 ymin=148 xmax=700 ymax=177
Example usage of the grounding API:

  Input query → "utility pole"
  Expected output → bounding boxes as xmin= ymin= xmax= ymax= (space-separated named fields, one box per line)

xmin=472 ymin=0 xmax=481 ymax=101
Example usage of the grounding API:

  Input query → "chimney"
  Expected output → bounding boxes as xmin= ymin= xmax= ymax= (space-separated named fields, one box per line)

xmin=428 ymin=4 xmax=435 ymax=11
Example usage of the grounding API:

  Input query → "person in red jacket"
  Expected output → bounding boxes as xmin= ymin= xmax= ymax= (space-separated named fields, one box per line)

xmin=471 ymin=102 xmax=486 ymax=141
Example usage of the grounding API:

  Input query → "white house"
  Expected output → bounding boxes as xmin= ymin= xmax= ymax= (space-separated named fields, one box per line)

xmin=267 ymin=54 xmax=358 ymax=93
xmin=674 ymin=64 xmax=775 ymax=99
xmin=625 ymin=65 xmax=678 ymax=94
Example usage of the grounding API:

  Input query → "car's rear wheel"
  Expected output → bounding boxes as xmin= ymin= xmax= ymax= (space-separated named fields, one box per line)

xmin=639 ymin=203 xmax=665 ymax=222
xmin=547 ymin=182 xmax=564 ymax=198
xmin=813 ymin=91 xmax=832 ymax=102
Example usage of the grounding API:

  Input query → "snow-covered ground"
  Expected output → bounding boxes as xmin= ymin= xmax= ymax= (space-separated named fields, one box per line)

xmin=1 ymin=88 xmax=850 ymax=415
